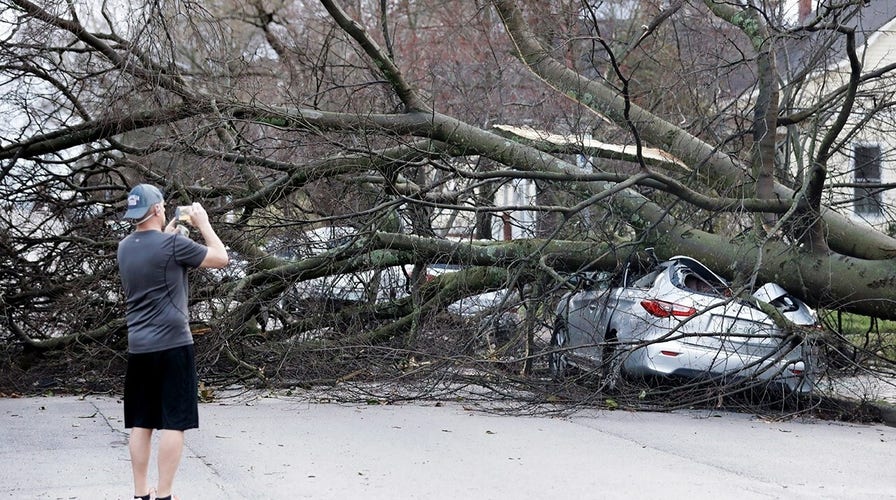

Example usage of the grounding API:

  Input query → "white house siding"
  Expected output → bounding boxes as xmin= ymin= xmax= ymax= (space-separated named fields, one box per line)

xmin=430 ymin=169 xmax=537 ymax=241
xmin=793 ymin=16 xmax=896 ymax=233
xmin=490 ymin=179 xmax=537 ymax=240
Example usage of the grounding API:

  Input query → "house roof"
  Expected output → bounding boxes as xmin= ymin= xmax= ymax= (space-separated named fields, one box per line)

xmin=781 ymin=2 xmax=896 ymax=80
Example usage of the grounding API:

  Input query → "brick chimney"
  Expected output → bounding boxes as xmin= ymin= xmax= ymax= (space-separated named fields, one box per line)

xmin=799 ymin=0 xmax=812 ymax=22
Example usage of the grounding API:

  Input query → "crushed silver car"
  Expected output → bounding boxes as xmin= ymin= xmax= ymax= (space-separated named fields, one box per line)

xmin=551 ymin=255 xmax=817 ymax=394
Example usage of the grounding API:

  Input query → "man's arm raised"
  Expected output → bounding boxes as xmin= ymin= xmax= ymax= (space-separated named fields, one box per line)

xmin=186 ymin=202 xmax=229 ymax=269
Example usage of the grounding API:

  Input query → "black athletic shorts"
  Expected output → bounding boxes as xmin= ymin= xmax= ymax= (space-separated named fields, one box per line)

xmin=124 ymin=344 xmax=198 ymax=431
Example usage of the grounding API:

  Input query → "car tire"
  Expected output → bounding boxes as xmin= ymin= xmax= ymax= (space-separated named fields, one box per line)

xmin=549 ymin=319 xmax=571 ymax=380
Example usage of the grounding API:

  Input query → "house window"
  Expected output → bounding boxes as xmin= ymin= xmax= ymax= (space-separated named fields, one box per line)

xmin=854 ymin=145 xmax=883 ymax=216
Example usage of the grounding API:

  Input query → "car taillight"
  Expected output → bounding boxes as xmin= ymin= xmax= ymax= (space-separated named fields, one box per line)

xmin=640 ymin=299 xmax=696 ymax=318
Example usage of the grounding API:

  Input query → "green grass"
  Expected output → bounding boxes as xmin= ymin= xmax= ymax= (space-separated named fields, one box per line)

xmin=818 ymin=310 xmax=896 ymax=362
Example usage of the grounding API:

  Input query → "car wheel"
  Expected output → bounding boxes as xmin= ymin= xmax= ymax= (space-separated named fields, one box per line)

xmin=549 ymin=319 xmax=571 ymax=380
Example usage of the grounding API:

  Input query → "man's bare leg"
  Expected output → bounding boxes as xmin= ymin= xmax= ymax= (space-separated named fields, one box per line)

xmin=156 ymin=430 xmax=185 ymax=498
xmin=129 ymin=427 xmax=153 ymax=498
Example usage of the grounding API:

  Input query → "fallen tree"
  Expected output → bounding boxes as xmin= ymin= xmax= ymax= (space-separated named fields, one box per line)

xmin=0 ymin=0 xmax=893 ymax=412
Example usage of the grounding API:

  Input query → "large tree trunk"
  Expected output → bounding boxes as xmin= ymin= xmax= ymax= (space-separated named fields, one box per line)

xmin=490 ymin=0 xmax=896 ymax=259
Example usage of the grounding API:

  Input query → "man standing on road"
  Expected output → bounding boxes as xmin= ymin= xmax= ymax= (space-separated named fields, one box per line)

xmin=117 ymin=184 xmax=229 ymax=500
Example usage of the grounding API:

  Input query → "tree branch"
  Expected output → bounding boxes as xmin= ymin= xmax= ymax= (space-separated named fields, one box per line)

xmin=489 ymin=0 xmax=896 ymax=260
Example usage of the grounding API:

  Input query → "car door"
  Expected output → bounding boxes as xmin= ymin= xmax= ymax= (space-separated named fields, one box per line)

xmin=564 ymin=287 xmax=613 ymax=364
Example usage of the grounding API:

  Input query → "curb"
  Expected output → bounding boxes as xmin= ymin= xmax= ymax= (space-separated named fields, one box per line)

xmin=820 ymin=394 xmax=896 ymax=427
xmin=877 ymin=401 xmax=896 ymax=427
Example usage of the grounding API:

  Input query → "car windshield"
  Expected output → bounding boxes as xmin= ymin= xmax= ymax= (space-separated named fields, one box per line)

xmin=669 ymin=258 xmax=729 ymax=295
xmin=625 ymin=259 xmax=672 ymax=288
xmin=630 ymin=268 xmax=662 ymax=288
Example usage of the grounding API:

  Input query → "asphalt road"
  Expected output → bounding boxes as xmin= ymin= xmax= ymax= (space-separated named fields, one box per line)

xmin=1 ymin=394 xmax=895 ymax=499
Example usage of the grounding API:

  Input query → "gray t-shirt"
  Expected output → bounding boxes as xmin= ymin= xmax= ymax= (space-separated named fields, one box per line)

xmin=117 ymin=230 xmax=209 ymax=354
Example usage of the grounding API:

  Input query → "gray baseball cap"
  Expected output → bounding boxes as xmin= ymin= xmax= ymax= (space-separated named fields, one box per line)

xmin=122 ymin=184 xmax=164 ymax=219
